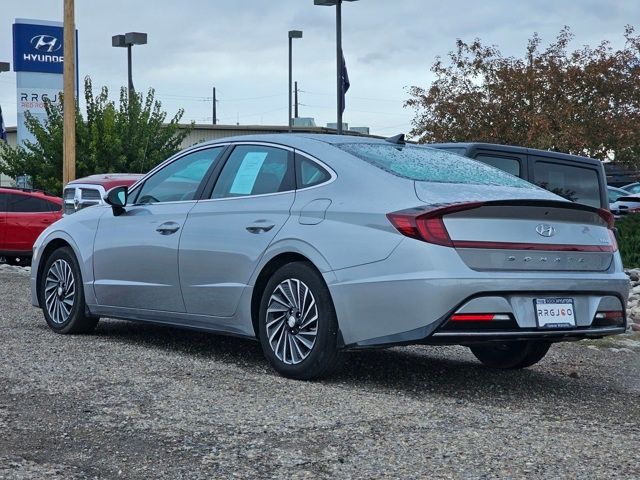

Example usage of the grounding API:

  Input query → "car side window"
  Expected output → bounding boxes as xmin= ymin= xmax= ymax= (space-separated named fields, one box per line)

xmin=532 ymin=159 xmax=601 ymax=207
xmin=133 ymin=147 xmax=223 ymax=204
xmin=0 ymin=193 xmax=7 ymax=212
xmin=211 ymin=145 xmax=294 ymax=199
xmin=296 ymin=154 xmax=331 ymax=189
xmin=7 ymin=194 xmax=53 ymax=212
xmin=474 ymin=154 xmax=521 ymax=177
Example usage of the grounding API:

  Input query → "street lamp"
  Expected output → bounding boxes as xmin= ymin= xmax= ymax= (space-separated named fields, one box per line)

xmin=112 ymin=32 xmax=147 ymax=97
xmin=0 ymin=62 xmax=9 ymax=73
xmin=314 ymin=0 xmax=358 ymax=134
xmin=288 ymin=30 xmax=303 ymax=132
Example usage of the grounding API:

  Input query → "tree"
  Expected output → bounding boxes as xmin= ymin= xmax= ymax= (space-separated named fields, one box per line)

xmin=405 ymin=26 xmax=640 ymax=164
xmin=0 ymin=76 xmax=193 ymax=194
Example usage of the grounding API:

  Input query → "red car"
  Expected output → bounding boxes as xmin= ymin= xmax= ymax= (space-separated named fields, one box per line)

xmin=0 ymin=187 xmax=63 ymax=265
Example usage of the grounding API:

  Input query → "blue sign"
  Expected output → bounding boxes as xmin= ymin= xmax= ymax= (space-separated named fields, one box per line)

xmin=13 ymin=23 xmax=65 ymax=74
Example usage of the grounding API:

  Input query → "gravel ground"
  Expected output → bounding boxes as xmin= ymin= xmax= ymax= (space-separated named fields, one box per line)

xmin=0 ymin=271 xmax=639 ymax=479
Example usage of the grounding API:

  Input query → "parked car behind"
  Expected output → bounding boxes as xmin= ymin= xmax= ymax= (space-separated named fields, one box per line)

xmin=609 ymin=192 xmax=640 ymax=218
xmin=430 ymin=143 xmax=608 ymax=209
xmin=30 ymin=134 xmax=627 ymax=379
xmin=0 ymin=187 xmax=62 ymax=265
xmin=63 ymin=174 xmax=143 ymax=216
xmin=608 ymin=186 xmax=631 ymax=205
xmin=621 ymin=182 xmax=640 ymax=194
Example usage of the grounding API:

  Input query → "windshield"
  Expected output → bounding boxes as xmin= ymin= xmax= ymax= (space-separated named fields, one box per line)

xmin=338 ymin=143 xmax=536 ymax=189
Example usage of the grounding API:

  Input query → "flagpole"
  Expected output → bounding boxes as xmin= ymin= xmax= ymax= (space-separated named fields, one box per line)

xmin=336 ymin=0 xmax=343 ymax=134
xmin=63 ymin=0 xmax=76 ymax=187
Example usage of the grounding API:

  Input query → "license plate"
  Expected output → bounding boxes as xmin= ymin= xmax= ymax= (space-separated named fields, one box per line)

xmin=534 ymin=298 xmax=576 ymax=328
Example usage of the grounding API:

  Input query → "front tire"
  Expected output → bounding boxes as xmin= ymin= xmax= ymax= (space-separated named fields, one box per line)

xmin=258 ymin=262 xmax=341 ymax=380
xmin=39 ymin=247 xmax=98 ymax=334
xmin=470 ymin=340 xmax=551 ymax=369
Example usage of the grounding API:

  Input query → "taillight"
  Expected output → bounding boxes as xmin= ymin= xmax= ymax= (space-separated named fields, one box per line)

xmin=386 ymin=202 xmax=484 ymax=247
xmin=597 ymin=208 xmax=618 ymax=252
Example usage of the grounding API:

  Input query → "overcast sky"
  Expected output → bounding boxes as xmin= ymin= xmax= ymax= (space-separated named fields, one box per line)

xmin=1 ymin=0 xmax=637 ymax=136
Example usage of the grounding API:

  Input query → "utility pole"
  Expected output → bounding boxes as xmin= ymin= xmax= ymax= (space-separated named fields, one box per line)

xmin=63 ymin=0 xmax=76 ymax=185
xmin=294 ymin=81 xmax=299 ymax=119
xmin=212 ymin=87 xmax=217 ymax=125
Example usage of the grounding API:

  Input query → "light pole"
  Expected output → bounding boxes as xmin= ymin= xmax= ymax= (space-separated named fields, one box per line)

xmin=112 ymin=32 xmax=147 ymax=98
xmin=0 ymin=62 xmax=9 ymax=73
xmin=288 ymin=30 xmax=303 ymax=132
xmin=314 ymin=0 xmax=358 ymax=134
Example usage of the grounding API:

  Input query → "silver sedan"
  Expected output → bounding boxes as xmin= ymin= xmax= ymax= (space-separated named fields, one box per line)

xmin=31 ymin=134 xmax=629 ymax=379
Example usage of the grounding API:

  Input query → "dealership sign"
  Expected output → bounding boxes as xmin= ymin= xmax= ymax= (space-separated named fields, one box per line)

xmin=12 ymin=19 xmax=77 ymax=147
xmin=13 ymin=22 xmax=65 ymax=74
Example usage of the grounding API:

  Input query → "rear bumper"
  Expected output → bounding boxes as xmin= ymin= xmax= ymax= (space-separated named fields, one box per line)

xmin=329 ymin=239 xmax=630 ymax=349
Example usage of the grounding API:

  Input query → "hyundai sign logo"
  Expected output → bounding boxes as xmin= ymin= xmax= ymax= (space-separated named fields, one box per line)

xmin=535 ymin=224 xmax=556 ymax=237
xmin=30 ymin=34 xmax=62 ymax=53
xmin=13 ymin=22 xmax=76 ymax=74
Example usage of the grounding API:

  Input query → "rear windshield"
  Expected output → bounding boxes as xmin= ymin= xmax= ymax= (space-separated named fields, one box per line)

xmin=338 ymin=143 xmax=535 ymax=188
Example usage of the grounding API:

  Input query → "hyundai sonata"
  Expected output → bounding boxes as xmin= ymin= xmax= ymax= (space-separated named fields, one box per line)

xmin=31 ymin=134 xmax=629 ymax=379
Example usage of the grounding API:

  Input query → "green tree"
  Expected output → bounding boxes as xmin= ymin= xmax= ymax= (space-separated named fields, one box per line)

xmin=406 ymin=26 xmax=640 ymax=165
xmin=0 ymin=76 xmax=193 ymax=194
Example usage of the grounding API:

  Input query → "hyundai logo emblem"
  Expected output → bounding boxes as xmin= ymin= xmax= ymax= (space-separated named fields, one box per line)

xmin=30 ymin=34 xmax=62 ymax=53
xmin=536 ymin=224 xmax=556 ymax=237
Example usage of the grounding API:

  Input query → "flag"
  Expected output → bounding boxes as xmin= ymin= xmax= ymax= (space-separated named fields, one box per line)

xmin=340 ymin=50 xmax=350 ymax=114
xmin=0 ymin=105 xmax=6 ymax=143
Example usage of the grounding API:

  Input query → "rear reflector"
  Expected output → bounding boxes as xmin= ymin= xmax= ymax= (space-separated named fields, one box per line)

xmin=450 ymin=314 xmax=511 ymax=322
xmin=387 ymin=202 xmax=618 ymax=252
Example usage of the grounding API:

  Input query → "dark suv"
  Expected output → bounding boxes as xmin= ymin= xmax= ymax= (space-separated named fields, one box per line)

xmin=430 ymin=143 xmax=608 ymax=209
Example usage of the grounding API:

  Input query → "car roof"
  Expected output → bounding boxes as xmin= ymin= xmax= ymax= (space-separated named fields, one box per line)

xmin=191 ymin=133 xmax=390 ymax=150
xmin=0 ymin=187 xmax=62 ymax=202
xmin=67 ymin=174 xmax=144 ymax=189
xmin=429 ymin=142 xmax=602 ymax=165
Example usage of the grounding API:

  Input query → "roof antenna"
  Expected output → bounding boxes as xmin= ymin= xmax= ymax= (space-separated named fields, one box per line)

xmin=385 ymin=133 xmax=405 ymax=145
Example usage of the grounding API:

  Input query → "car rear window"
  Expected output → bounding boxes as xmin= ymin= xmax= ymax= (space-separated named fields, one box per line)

xmin=338 ymin=143 xmax=535 ymax=188
xmin=531 ymin=159 xmax=602 ymax=208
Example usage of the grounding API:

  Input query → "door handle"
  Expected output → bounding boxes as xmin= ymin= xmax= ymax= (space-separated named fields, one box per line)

xmin=156 ymin=222 xmax=181 ymax=235
xmin=246 ymin=223 xmax=275 ymax=234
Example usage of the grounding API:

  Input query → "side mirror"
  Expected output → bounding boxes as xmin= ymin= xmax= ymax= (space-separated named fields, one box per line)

xmin=104 ymin=186 xmax=127 ymax=215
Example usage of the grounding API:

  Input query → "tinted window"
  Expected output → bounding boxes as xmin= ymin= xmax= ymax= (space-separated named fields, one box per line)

xmin=475 ymin=154 xmax=521 ymax=177
xmin=532 ymin=160 xmax=601 ymax=207
xmin=296 ymin=155 xmax=331 ymax=188
xmin=338 ymin=143 xmax=534 ymax=188
xmin=211 ymin=146 xmax=294 ymax=198
xmin=7 ymin=194 xmax=54 ymax=212
xmin=0 ymin=193 xmax=7 ymax=212
xmin=135 ymin=147 xmax=223 ymax=204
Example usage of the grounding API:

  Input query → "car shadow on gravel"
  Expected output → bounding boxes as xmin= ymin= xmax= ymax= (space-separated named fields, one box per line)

xmin=83 ymin=318 xmax=612 ymax=404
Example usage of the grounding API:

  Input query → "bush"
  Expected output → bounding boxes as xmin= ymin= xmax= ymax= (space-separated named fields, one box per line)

xmin=615 ymin=215 xmax=640 ymax=268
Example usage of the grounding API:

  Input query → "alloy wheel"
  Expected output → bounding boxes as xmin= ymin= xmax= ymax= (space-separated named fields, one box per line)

xmin=265 ymin=278 xmax=318 ymax=365
xmin=44 ymin=259 xmax=76 ymax=324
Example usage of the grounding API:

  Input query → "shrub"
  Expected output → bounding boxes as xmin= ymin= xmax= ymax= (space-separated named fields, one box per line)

xmin=615 ymin=215 xmax=640 ymax=268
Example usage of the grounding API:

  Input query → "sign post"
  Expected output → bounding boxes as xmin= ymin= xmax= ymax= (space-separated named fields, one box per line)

xmin=63 ymin=0 xmax=76 ymax=185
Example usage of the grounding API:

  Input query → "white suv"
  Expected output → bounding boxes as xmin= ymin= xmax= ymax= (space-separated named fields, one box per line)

xmin=63 ymin=174 xmax=143 ymax=215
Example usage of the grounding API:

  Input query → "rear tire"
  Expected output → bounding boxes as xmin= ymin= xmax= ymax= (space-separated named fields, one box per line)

xmin=258 ymin=262 xmax=341 ymax=380
xmin=470 ymin=340 xmax=551 ymax=369
xmin=39 ymin=247 xmax=98 ymax=334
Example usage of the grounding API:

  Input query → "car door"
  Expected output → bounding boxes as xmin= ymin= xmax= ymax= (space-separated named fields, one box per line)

xmin=179 ymin=143 xmax=296 ymax=317
xmin=92 ymin=146 xmax=225 ymax=312
xmin=5 ymin=193 xmax=58 ymax=253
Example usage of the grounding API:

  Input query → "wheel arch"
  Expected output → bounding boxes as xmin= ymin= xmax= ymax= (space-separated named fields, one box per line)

xmin=249 ymin=248 xmax=337 ymax=340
